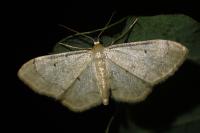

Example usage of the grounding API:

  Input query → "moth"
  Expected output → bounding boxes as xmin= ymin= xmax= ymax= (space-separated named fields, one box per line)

xmin=18 ymin=17 xmax=188 ymax=112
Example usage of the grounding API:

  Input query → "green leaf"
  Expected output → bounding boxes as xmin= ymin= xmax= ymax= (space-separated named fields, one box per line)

xmin=127 ymin=15 xmax=200 ymax=64
xmin=52 ymin=15 xmax=200 ymax=133
xmin=114 ymin=15 xmax=200 ymax=133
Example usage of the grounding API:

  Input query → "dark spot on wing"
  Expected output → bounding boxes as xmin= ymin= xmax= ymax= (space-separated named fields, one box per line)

xmin=53 ymin=63 xmax=57 ymax=67
xmin=144 ymin=50 xmax=147 ymax=53
xmin=77 ymin=77 xmax=80 ymax=81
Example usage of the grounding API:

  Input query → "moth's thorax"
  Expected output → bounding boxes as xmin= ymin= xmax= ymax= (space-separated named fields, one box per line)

xmin=92 ymin=43 xmax=110 ymax=105
xmin=92 ymin=42 xmax=104 ymax=52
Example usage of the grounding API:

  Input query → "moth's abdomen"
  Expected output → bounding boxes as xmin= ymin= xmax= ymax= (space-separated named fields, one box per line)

xmin=94 ymin=51 xmax=110 ymax=105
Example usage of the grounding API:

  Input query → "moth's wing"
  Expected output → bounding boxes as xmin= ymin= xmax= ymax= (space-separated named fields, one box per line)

xmin=18 ymin=50 xmax=101 ymax=112
xmin=60 ymin=61 xmax=102 ymax=111
xmin=105 ymin=40 xmax=188 ymax=102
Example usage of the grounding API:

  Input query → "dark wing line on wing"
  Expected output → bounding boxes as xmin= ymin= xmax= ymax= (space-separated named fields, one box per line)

xmin=110 ymin=49 xmax=171 ymax=82
xmin=107 ymin=57 xmax=151 ymax=86
xmin=111 ymin=48 xmax=169 ymax=69
xmin=111 ymin=47 xmax=158 ymax=53
xmin=32 ymin=59 xmax=67 ymax=92
xmin=34 ymin=51 xmax=92 ymax=92
xmin=43 ymin=50 xmax=89 ymax=63
xmin=58 ymin=58 xmax=94 ymax=100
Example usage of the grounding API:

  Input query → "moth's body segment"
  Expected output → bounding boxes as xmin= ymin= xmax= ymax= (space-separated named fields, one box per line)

xmin=92 ymin=42 xmax=110 ymax=105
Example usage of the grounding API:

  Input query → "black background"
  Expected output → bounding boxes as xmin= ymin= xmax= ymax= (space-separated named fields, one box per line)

xmin=4 ymin=0 xmax=200 ymax=133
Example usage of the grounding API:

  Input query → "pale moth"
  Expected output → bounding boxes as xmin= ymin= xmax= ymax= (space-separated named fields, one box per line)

xmin=18 ymin=17 xmax=188 ymax=112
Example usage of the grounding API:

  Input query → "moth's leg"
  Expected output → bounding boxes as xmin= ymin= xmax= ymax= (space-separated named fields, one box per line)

xmin=110 ymin=17 xmax=138 ymax=46
xmin=62 ymin=17 xmax=128 ymax=39
xmin=97 ymin=12 xmax=116 ymax=40
xmin=59 ymin=17 xmax=129 ymax=45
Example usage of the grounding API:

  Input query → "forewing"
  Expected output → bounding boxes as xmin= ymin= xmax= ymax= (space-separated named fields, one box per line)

xmin=107 ymin=40 xmax=188 ymax=84
xmin=18 ymin=50 xmax=101 ymax=111
xmin=105 ymin=40 xmax=188 ymax=102
xmin=106 ymin=59 xmax=152 ymax=102
xmin=60 ymin=61 xmax=102 ymax=111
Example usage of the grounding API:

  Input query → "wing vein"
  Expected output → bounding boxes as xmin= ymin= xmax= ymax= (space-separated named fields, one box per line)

xmin=35 ymin=52 xmax=90 ymax=90
xmin=108 ymin=42 xmax=151 ymax=49
xmin=107 ymin=58 xmax=151 ymax=86
xmin=58 ymin=58 xmax=93 ymax=100
xmin=33 ymin=59 xmax=67 ymax=91
xmin=110 ymin=48 xmax=170 ymax=76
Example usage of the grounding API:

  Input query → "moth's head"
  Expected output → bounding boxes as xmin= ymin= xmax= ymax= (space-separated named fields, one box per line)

xmin=94 ymin=40 xmax=101 ymax=46
xmin=92 ymin=39 xmax=104 ymax=52
xmin=93 ymin=37 xmax=102 ymax=46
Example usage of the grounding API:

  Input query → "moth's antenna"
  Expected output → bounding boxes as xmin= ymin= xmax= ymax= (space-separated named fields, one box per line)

xmin=59 ymin=42 xmax=92 ymax=50
xmin=59 ymin=24 xmax=95 ymax=43
xmin=97 ymin=12 xmax=116 ymax=41
xmin=59 ymin=17 xmax=128 ymax=44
